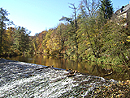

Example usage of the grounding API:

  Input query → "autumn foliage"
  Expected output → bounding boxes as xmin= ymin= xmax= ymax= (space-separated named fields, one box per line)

xmin=0 ymin=0 xmax=130 ymax=66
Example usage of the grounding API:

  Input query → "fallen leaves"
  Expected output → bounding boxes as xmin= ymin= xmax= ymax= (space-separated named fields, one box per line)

xmin=87 ymin=80 xmax=130 ymax=97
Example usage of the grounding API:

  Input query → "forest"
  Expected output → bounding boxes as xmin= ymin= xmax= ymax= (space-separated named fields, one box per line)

xmin=0 ymin=0 xmax=130 ymax=67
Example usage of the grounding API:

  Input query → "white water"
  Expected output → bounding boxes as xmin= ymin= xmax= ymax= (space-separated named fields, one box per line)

xmin=0 ymin=59 xmax=116 ymax=98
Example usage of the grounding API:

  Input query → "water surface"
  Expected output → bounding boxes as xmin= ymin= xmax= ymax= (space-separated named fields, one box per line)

xmin=0 ymin=59 xmax=116 ymax=97
xmin=5 ymin=55 xmax=130 ymax=81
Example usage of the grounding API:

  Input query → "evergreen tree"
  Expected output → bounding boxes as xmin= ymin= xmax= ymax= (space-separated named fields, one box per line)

xmin=100 ymin=0 xmax=113 ymax=19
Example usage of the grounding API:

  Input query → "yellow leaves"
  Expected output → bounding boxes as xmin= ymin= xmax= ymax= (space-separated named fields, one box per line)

xmin=82 ymin=33 xmax=84 ymax=36
xmin=46 ymin=39 xmax=52 ymax=49
xmin=127 ymin=36 xmax=130 ymax=39
xmin=126 ymin=80 xmax=130 ymax=84
xmin=46 ymin=37 xmax=61 ymax=52
xmin=86 ymin=42 xmax=90 ymax=46
xmin=126 ymin=36 xmax=130 ymax=42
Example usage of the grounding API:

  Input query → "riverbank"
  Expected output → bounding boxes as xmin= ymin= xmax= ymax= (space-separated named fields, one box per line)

xmin=0 ymin=58 xmax=130 ymax=97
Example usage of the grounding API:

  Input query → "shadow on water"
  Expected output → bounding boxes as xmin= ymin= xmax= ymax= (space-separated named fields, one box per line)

xmin=4 ymin=54 xmax=130 ymax=81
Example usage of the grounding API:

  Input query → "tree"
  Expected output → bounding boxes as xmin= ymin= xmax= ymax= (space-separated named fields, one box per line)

xmin=59 ymin=3 xmax=79 ymax=60
xmin=100 ymin=0 xmax=113 ymax=19
xmin=80 ymin=0 xmax=102 ymax=59
xmin=56 ymin=23 xmax=68 ymax=55
xmin=13 ymin=26 xmax=30 ymax=54
xmin=0 ymin=8 xmax=10 ymax=54
xmin=4 ymin=27 xmax=15 ymax=53
xmin=99 ymin=16 xmax=130 ymax=66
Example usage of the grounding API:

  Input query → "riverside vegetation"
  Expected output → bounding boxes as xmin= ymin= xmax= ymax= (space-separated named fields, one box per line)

xmin=0 ymin=0 xmax=130 ymax=77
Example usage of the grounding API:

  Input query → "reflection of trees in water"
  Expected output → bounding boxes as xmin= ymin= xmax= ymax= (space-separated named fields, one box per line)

xmin=6 ymin=55 xmax=130 ymax=81
xmin=91 ymin=64 xmax=113 ymax=76
xmin=60 ymin=58 xmax=67 ymax=69
xmin=91 ymin=63 xmax=130 ymax=81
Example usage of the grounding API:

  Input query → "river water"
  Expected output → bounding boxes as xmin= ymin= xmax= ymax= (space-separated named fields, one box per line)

xmin=4 ymin=55 xmax=130 ymax=81
xmin=0 ymin=58 xmax=117 ymax=97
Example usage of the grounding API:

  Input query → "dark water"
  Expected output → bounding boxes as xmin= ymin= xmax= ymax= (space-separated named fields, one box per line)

xmin=4 ymin=55 xmax=130 ymax=81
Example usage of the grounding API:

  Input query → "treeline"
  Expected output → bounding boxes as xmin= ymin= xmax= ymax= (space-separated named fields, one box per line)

xmin=0 ymin=8 xmax=30 ymax=57
xmin=0 ymin=0 xmax=130 ymax=66
xmin=31 ymin=0 xmax=130 ymax=66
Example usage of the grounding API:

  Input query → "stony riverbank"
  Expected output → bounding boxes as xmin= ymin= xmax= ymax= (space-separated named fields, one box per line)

xmin=0 ymin=58 xmax=130 ymax=97
xmin=86 ymin=80 xmax=130 ymax=97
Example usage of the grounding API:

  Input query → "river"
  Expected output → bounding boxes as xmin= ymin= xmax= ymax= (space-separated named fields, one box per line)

xmin=0 ymin=58 xmax=118 ymax=97
xmin=1 ymin=56 xmax=130 ymax=97
xmin=4 ymin=54 xmax=130 ymax=81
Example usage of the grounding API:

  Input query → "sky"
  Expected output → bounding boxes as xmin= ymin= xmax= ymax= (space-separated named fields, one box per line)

xmin=1 ymin=0 xmax=130 ymax=36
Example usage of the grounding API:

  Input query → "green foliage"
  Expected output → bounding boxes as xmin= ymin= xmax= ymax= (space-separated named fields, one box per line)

xmin=100 ymin=20 xmax=130 ymax=65
xmin=100 ymin=0 xmax=113 ymax=19
xmin=0 ymin=1 xmax=130 ymax=67
xmin=80 ymin=0 xmax=103 ymax=58
xmin=13 ymin=26 xmax=30 ymax=53
xmin=59 ymin=3 xmax=79 ymax=59
xmin=0 ymin=8 xmax=10 ymax=54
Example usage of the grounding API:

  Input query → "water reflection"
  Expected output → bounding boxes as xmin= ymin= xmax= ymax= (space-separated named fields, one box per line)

xmin=5 ymin=55 xmax=130 ymax=81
